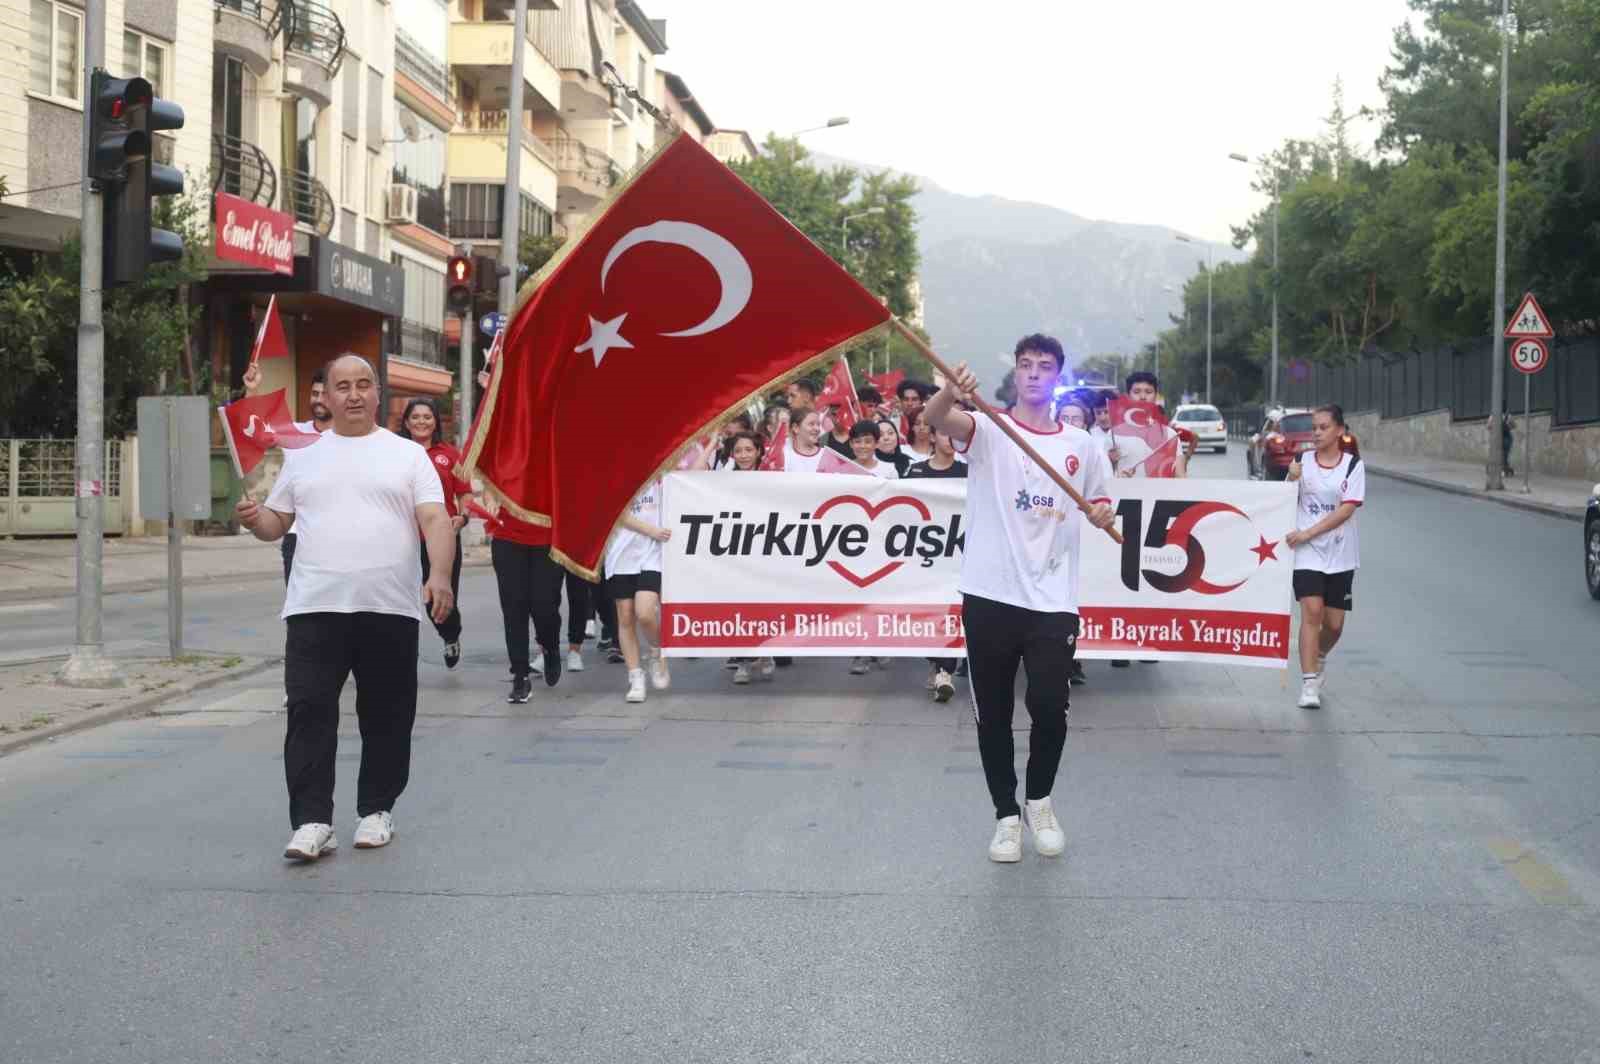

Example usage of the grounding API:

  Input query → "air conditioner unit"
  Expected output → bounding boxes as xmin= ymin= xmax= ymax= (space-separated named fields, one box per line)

xmin=386 ymin=183 xmax=418 ymax=225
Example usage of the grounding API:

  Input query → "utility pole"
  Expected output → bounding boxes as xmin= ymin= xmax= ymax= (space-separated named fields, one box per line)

xmin=1270 ymin=177 xmax=1280 ymax=409
xmin=1487 ymin=0 xmax=1511 ymax=491
xmin=496 ymin=0 xmax=528 ymax=356
xmin=62 ymin=0 xmax=120 ymax=688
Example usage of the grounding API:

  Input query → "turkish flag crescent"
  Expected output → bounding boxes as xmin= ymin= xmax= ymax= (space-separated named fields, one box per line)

xmin=817 ymin=358 xmax=863 ymax=431
xmin=217 ymin=389 xmax=321 ymax=476
xmin=759 ymin=418 xmax=787 ymax=471
xmin=250 ymin=295 xmax=289 ymax=364
xmin=463 ymin=131 xmax=893 ymax=577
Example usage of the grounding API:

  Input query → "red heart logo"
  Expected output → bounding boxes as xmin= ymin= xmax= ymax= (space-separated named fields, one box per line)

xmin=809 ymin=493 xmax=933 ymax=588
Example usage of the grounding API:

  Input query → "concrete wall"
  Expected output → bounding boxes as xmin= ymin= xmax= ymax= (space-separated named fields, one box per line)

xmin=1346 ymin=407 xmax=1600 ymax=483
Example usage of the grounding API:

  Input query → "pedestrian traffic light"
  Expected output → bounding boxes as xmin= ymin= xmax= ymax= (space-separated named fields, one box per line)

xmin=93 ymin=70 xmax=186 ymax=288
xmin=447 ymin=255 xmax=474 ymax=313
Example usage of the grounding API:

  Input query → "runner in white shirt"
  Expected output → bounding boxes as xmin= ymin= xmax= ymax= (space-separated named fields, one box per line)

xmin=783 ymin=408 xmax=828 ymax=473
xmin=604 ymin=478 xmax=671 ymax=703
xmin=926 ymin=334 xmax=1116 ymax=865
xmin=1285 ymin=403 xmax=1365 ymax=710
xmin=236 ymin=355 xmax=455 ymax=863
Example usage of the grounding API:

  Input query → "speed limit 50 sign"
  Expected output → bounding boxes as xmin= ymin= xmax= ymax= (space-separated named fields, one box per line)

xmin=1510 ymin=337 xmax=1549 ymax=375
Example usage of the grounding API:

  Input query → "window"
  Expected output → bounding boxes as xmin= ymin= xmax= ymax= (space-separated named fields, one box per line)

xmin=289 ymin=97 xmax=318 ymax=177
xmin=393 ymin=254 xmax=446 ymax=330
xmin=122 ymin=29 xmax=168 ymax=97
xmin=367 ymin=149 xmax=383 ymax=219
xmin=391 ymin=101 xmax=447 ymax=233
xmin=29 ymin=0 xmax=83 ymax=102
xmin=342 ymin=136 xmax=359 ymax=207
xmin=447 ymin=184 xmax=554 ymax=241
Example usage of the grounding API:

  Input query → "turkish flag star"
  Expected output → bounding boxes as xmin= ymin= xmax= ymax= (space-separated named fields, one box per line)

xmin=1250 ymin=535 xmax=1279 ymax=565
xmin=576 ymin=313 xmax=634 ymax=367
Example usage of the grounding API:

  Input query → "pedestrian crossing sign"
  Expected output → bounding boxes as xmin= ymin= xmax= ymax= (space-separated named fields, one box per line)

xmin=1504 ymin=292 xmax=1554 ymax=338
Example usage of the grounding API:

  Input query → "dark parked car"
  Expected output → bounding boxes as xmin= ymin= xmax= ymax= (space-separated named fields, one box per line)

xmin=1246 ymin=409 xmax=1315 ymax=481
xmin=1586 ymin=484 xmax=1600 ymax=600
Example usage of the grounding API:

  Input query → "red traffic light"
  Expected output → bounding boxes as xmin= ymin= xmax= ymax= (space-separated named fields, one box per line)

xmin=448 ymin=256 xmax=472 ymax=285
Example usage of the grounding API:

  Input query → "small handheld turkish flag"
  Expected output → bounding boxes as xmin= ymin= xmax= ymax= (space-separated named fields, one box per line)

xmin=218 ymin=389 xmax=321 ymax=476
xmin=815 ymin=448 xmax=875 ymax=476
xmin=818 ymin=359 xmax=864 ymax=432
xmin=1108 ymin=398 xmax=1182 ymax=477
xmin=865 ymin=369 xmax=905 ymax=402
xmin=249 ymin=295 xmax=289 ymax=364
xmin=759 ymin=418 xmax=787 ymax=471
xmin=465 ymin=132 xmax=892 ymax=577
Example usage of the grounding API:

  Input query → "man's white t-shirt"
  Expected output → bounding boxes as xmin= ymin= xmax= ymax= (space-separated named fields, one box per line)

xmin=605 ymin=479 xmax=664 ymax=576
xmin=784 ymin=443 xmax=826 ymax=474
xmin=861 ymin=459 xmax=899 ymax=480
xmin=1294 ymin=452 xmax=1365 ymax=573
xmin=955 ymin=412 xmax=1112 ymax=614
xmin=1091 ymin=425 xmax=1115 ymax=455
xmin=265 ymin=429 xmax=444 ymax=621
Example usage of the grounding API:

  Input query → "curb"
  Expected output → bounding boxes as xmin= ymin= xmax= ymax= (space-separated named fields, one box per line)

xmin=1368 ymin=465 xmax=1587 ymax=522
xmin=0 ymin=655 xmax=282 ymax=758
xmin=0 ymin=555 xmax=494 ymax=606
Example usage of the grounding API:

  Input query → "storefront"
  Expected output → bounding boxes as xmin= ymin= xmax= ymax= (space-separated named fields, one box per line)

xmin=206 ymin=212 xmax=409 ymax=427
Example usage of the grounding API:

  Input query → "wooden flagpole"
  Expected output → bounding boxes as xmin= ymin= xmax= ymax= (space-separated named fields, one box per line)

xmin=892 ymin=319 xmax=1123 ymax=546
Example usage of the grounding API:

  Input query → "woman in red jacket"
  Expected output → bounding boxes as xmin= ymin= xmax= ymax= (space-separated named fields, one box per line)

xmin=402 ymin=398 xmax=473 ymax=670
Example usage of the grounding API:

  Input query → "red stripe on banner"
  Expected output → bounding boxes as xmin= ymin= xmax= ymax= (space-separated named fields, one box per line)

xmin=662 ymin=602 xmax=1288 ymax=661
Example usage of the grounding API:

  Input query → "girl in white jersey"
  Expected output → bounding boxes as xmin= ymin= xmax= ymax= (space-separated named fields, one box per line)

xmin=604 ymin=479 xmax=672 ymax=703
xmin=1285 ymin=404 xmax=1365 ymax=710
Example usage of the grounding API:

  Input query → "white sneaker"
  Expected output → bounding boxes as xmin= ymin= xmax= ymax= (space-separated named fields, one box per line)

xmin=567 ymin=648 xmax=585 ymax=673
xmin=988 ymin=816 xmax=1023 ymax=863
xmin=625 ymin=668 xmax=647 ymax=703
xmin=585 ymin=619 xmax=597 ymax=638
xmin=649 ymin=653 xmax=671 ymax=690
xmin=756 ymin=657 xmax=776 ymax=680
xmin=353 ymin=810 xmax=395 ymax=849
xmin=1297 ymin=678 xmax=1322 ymax=709
xmin=1024 ymin=796 xmax=1065 ymax=857
xmin=284 ymin=823 xmax=337 ymax=861
xmin=933 ymin=669 xmax=955 ymax=703
xmin=926 ymin=666 xmax=940 ymax=690
xmin=732 ymin=663 xmax=751 ymax=685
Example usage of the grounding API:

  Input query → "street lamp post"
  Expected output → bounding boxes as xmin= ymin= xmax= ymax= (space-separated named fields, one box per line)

xmin=1176 ymin=235 xmax=1214 ymax=404
xmin=1230 ymin=152 xmax=1279 ymax=408
xmin=1486 ymin=0 xmax=1511 ymax=491
xmin=791 ymin=116 xmax=850 ymax=137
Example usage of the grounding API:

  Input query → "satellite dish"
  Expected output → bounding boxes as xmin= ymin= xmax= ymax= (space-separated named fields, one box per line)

xmin=396 ymin=108 xmax=422 ymax=143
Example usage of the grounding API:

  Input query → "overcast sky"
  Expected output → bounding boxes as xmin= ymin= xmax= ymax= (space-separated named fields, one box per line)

xmin=647 ymin=0 xmax=1415 ymax=243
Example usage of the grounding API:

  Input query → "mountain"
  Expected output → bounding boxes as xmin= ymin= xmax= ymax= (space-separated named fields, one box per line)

xmin=813 ymin=154 xmax=1245 ymax=387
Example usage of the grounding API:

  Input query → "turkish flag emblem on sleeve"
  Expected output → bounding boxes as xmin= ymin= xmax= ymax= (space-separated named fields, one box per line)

xmin=463 ymin=132 xmax=893 ymax=577
xmin=217 ymin=389 xmax=321 ymax=476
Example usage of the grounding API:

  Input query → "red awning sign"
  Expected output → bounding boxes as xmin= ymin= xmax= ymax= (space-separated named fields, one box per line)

xmin=215 ymin=192 xmax=295 ymax=275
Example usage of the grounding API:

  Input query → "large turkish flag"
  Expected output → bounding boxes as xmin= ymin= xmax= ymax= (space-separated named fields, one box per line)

xmin=463 ymin=132 xmax=892 ymax=577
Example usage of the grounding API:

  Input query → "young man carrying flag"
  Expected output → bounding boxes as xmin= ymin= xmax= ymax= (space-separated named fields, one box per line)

xmin=926 ymin=334 xmax=1116 ymax=864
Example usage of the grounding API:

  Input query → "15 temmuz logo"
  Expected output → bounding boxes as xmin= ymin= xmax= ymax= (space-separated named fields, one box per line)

xmin=1116 ymin=499 xmax=1276 ymax=595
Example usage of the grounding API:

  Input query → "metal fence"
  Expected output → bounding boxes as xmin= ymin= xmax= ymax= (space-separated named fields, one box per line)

xmin=1 ymin=440 xmax=125 ymax=536
xmin=1264 ymin=337 xmax=1600 ymax=427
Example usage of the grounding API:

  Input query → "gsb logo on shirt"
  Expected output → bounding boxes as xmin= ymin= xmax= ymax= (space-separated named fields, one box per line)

xmin=1014 ymin=490 xmax=1057 ymax=514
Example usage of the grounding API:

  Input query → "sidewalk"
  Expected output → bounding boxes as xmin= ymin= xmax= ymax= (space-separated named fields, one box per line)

xmin=0 ymin=532 xmax=491 ymax=603
xmin=1363 ymin=450 xmax=1596 ymax=520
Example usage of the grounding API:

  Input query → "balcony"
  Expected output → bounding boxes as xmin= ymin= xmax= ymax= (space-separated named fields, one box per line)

xmin=448 ymin=19 xmax=561 ymax=114
xmin=552 ymin=132 xmax=619 ymax=212
xmin=211 ymin=133 xmax=278 ymax=207
xmin=213 ymin=0 xmax=282 ymax=77
xmin=396 ymin=27 xmax=451 ymax=106
xmin=449 ymin=112 xmax=560 ymax=208
xmin=398 ymin=321 xmax=447 ymax=368
xmin=283 ymin=169 xmax=335 ymax=236
xmin=282 ymin=0 xmax=346 ymax=110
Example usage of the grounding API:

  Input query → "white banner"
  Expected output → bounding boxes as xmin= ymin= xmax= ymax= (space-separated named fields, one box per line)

xmin=660 ymin=472 xmax=1297 ymax=667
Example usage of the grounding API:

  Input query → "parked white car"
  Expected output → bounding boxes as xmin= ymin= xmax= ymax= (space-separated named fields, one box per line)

xmin=1173 ymin=404 xmax=1228 ymax=454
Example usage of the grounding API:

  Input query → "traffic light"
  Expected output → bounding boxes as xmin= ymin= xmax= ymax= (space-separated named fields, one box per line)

xmin=92 ymin=71 xmax=186 ymax=288
xmin=447 ymin=255 xmax=474 ymax=313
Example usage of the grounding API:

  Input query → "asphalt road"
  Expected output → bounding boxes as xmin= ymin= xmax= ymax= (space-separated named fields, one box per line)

xmin=2 ymin=449 xmax=1597 ymax=1063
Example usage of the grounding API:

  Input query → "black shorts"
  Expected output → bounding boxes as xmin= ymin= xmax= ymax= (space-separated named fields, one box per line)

xmin=607 ymin=570 xmax=662 ymax=600
xmin=1293 ymin=569 xmax=1355 ymax=611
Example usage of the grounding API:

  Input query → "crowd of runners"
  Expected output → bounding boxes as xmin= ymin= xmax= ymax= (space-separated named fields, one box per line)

xmin=238 ymin=336 xmax=1364 ymax=863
